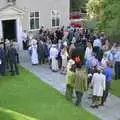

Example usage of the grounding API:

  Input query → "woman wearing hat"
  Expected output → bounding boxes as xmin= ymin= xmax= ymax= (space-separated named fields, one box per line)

xmin=28 ymin=39 xmax=39 ymax=65
xmin=49 ymin=44 xmax=59 ymax=72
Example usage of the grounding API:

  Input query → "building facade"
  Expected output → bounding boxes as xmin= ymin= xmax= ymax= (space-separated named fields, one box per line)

xmin=0 ymin=0 xmax=70 ymax=47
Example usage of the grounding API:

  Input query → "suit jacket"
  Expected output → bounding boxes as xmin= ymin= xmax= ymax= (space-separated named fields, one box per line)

xmin=0 ymin=48 xmax=5 ymax=60
xmin=8 ymin=48 xmax=18 ymax=63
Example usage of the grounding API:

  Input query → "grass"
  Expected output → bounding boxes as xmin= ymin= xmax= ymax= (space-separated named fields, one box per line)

xmin=0 ymin=67 xmax=99 ymax=120
xmin=0 ymin=107 xmax=37 ymax=120
xmin=111 ymin=79 xmax=120 ymax=97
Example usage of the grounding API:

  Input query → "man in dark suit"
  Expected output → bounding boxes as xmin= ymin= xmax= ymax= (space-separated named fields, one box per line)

xmin=8 ymin=44 xmax=19 ymax=76
xmin=37 ymin=41 xmax=45 ymax=64
xmin=0 ymin=43 xmax=6 ymax=76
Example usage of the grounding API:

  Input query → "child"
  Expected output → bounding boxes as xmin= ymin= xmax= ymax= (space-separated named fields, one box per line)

xmin=65 ymin=64 xmax=76 ymax=101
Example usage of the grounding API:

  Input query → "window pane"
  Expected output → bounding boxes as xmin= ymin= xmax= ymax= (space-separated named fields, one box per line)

xmin=35 ymin=18 xmax=39 ymax=29
xmin=30 ymin=19 xmax=35 ymax=29
xmin=8 ymin=0 xmax=16 ymax=3
xmin=52 ymin=18 xmax=56 ymax=27
xmin=56 ymin=18 xmax=60 ymax=26
xmin=35 ymin=12 xmax=39 ymax=17
xmin=52 ymin=10 xmax=55 ymax=16
xmin=30 ymin=12 xmax=34 ymax=17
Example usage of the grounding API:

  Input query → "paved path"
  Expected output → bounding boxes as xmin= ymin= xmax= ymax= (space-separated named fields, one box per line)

xmin=20 ymin=50 xmax=120 ymax=120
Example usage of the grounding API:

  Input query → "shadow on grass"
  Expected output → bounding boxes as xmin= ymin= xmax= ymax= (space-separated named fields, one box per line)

xmin=0 ymin=107 xmax=37 ymax=120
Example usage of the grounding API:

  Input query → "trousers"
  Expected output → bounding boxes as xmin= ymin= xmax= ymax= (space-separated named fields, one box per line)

xmin=75 ymin=91 xmax=83 ymax=105
xmin=9 ymin=61 xmax=19 ymax=75
xmin=101 ymin=81 xmax=111 ymax=104
xmin=115 ymin=61 xmax=120 ymax=80
xmin=65 ymin=84 xmax=73 ymax=101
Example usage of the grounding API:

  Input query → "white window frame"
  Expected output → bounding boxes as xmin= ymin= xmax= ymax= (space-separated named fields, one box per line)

xmin=51 ymin=10 xmax=60 ymax=28
xmin=29 ymin=11 xmax=40 ymax=31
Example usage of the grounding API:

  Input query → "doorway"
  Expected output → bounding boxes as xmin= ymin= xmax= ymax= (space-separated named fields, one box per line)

xmin=2 ymin=19 xmax=17 ymax=41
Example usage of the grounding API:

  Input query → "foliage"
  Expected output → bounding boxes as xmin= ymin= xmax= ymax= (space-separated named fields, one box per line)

xmin=87 ymin=0 xmax=104 ymax=20
xmin=87 ymin=0 xmax=120 ymax=41
xmin=70 ymin=0 xmax=88 ymax=12
xmin=0 ymin=68 xmax=98 ymax=120
xmin=86 ymin=19 xmax=98 ymax=29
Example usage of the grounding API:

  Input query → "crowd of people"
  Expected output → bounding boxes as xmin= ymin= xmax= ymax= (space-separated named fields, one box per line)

xmin=22 ymin=26 xmax=120 ymax=108
xmin=0 ymin=25 xmax=120 ymax=109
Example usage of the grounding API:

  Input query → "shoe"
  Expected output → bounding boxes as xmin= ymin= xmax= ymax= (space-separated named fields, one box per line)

xmin=75 ymin=101 xmax=81 ymax=106
xmin=95 ymin=105 xmax=99 ymax=108
xmin=75 ymin=103 xmax=79 ymax=106
xmin=90 ymin=105 xmax=95 ymax=108
xmin=90 ymin=105 xmax=98 ymax=109
xmin=16 ymin=72 xmax=19 ymax=75
xmin=88 ymin=97 xmax=92 ymax=99
xmin=52 ymin=70 xmax=58 ymax=72
xmin=11 ymin=73 xmax=15 ymax=76
xmin=99 ymin=104 xmax=104 ymax=106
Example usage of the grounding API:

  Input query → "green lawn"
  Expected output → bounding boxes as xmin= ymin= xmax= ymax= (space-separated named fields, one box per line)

xmin=0 ymin=68 xmax=98 ymax=120
xmin=111 ymin=79 xmax=120 ymax=97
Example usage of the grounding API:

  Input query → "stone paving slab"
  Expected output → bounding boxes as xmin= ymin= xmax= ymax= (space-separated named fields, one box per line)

xmin=20 ymin=50 xmax=120 ymax=120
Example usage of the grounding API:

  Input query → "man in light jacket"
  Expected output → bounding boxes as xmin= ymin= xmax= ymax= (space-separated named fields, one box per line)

xmin=91 ymin=66 xmax=106 ymax=108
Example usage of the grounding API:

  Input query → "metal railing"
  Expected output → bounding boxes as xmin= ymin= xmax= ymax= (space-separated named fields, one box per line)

xmin=70 ymin=12 xmax=87 ymax=19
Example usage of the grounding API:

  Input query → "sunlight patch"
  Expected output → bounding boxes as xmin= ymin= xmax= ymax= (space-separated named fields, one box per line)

xmin=0 ymin=107 xmax=38 ymax=120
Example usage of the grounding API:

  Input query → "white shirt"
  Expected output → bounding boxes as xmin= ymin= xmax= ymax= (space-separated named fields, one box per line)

xmin=85 ymin=47 xmax=93 ymax=59
xmin=50 ymin=47 xmax=58 ymax=59
xmin=91 ymin=73 xmax=106 ymax=96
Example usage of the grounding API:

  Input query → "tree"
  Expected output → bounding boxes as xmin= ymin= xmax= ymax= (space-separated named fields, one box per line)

xmin=87 ymin=0 xmax=104 ymax=20
xmin=87 ymin=0 xmax=120 ymax=41
xmin=70 ymin=0 xmax=88 ymax=12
